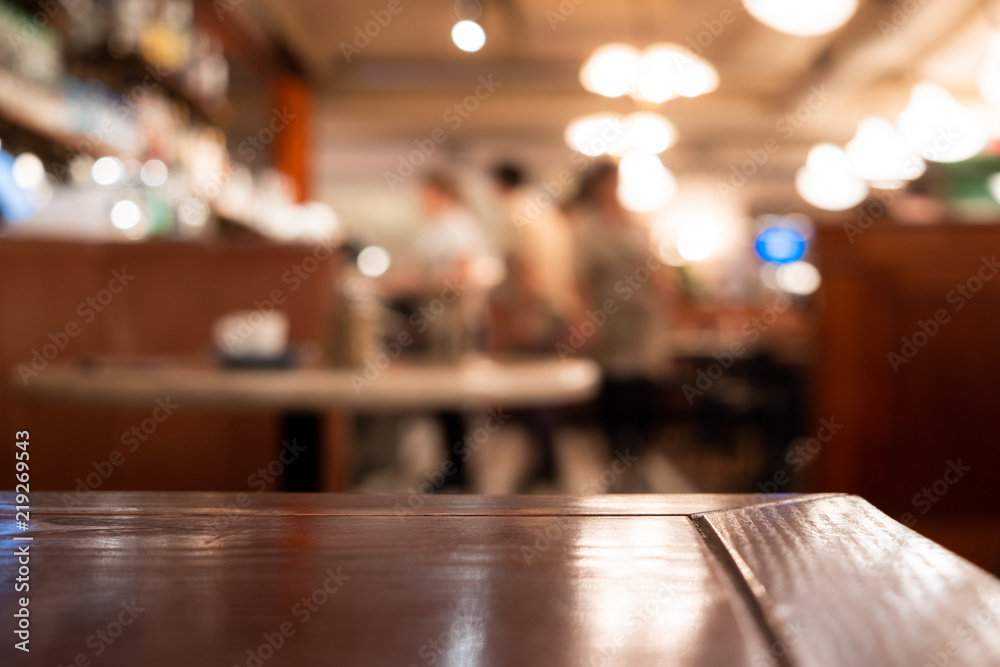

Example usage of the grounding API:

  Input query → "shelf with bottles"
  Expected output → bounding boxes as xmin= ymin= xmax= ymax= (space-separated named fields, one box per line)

xmin=2 ymin=132 xmax=341 ymax=246
xmin=60 ymin=0 xmax=231 ymax=118
xmin=0 ymin=68 xmax=140 ymax=158
xmin=0 ymin=0 xmax=332 ymax=245
xmin=64 ymin=33 xmax=230 ymax=128
xmin=60 ymin=48 xmax=229 ymax=128
xmin=0 ymin=0 xmax=233 ymax=149
xmin=126 ymin=3 xmax=230 ymax=118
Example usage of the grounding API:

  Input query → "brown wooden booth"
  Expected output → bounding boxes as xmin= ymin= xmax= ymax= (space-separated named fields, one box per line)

xmin=0 ymin=238 xmax=339 ymax=494
xmin=813 ymin=221 xmax=1000 ymax=570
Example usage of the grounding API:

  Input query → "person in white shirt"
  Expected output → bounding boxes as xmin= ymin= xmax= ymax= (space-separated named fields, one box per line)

xmin=411 ymin=172 xmax=495 ymax=489
xmin=489 ymin=162 xmax=579 ymax=353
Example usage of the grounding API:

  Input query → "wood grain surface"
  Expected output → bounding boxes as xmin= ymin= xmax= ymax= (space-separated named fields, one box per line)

xmin=1 ymin=493 xmax=998 ymax=666
xmin=695 ymin=494 xmax=1000 ymax=667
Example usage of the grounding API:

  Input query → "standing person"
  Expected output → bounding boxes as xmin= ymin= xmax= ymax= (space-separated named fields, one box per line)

xmin=411 ymin=172 xmax=495 ymax=489
xmin=412 ymin=172 xmax=494 ymax=360
xmin=566 ymin=160 xmax=672 ymax=457
xmin=488 ymin=162 xmax=580 ymax=485
xmin=489 ymin=162 xmax=579 ymax=353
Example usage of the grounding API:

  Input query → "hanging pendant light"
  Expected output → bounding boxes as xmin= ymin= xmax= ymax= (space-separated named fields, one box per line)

xmin=579 ymin=44 xmax=642 ymax=98
xmin=635 ymin=43 xmax=719 ymax=102
xmin=795 ymin=143 xmax=869 ymax=210
xmin=564 ymin=112 xmax=676 ymax=157
xmin=617 ymin=151 xmax=677 ymax=213
xmin=746 ymin=0 xmax=858 ymax=36
xmin=451 ymin=20 xmax=486 ymax=52
xmin=846 ymin=116 xmax=924 ymax=188
xmin=896 ymin=83 xmax=986 ymax=164
xmin=624 ymin=112 xmax=677 ymax=154
xmin=580 ymin=43 xmax=718 ymax=102
xmin=564 ymin=113 xmax=628 ymax=156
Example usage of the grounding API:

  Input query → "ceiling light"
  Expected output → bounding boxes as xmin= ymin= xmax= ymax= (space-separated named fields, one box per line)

xmin=582 ymin=42 xmax=718 ymax=102
xmin=565 ymin=112 xmax=677 ymax=157
xmin=580 ymin=43 xmax=641 ymax=98
xmin=357 ymin=245 xmax=391 ymax=278
xmin=625 ymin=112 xmax=677 ymax=154
xmin=452 ymin=20 xmax=485 ymax=53
xmin=617 ymin=151 xmax=677 ymax=213
xmin=795 ymin=143 xmax=869 ymax=210
xmin=639 ymin=44 xmax=719 ymax=99
xmin=846 ymin=116 xmax=924 ymax=188
xmin=639 ymin=44 xmax=719 ymax=102
xmin=677 ymin=228 xmax=716 ymax=262
xmin=746 ymin=0 xmax=858 ymax=36
xmin=897 ymin=83 xmax=986 ymax=164
xmin=564 ymin=113 xmax=627 ymax=156
xmin=636 ymin=46 xmax=680 ymax=104
xmin=651 ymin=180 xmax=744 ymax=265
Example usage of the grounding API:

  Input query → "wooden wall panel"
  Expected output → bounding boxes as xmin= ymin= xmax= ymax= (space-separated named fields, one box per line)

xmin=813 ymin=224 xmax=1000 ymax=518
xmin=0 ymin=239 xmax=339 ymax=493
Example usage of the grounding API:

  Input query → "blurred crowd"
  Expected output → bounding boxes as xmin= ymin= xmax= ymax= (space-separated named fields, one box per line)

xmin=371 ymin=160 xmax=679 ymax=487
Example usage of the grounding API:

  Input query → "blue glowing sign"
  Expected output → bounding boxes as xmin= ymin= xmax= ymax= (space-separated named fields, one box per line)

xmin=755 ymin=227 xmax=806 ymax=264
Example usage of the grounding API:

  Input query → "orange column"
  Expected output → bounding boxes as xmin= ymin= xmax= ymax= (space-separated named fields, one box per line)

xmin=273 ymin=76 xmax=312 ymax=202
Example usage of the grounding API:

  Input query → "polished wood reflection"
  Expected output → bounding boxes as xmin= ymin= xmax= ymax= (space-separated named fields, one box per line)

xmin=1 ymin=493 xmax=998 ymax=666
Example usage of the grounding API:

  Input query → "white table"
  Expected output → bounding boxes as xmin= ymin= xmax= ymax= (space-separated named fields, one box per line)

xmin=15 ymin=357 xmax=602 ymax=490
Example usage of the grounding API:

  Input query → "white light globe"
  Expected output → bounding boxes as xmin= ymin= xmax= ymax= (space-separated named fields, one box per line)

xmin=636 ymin=47 xmax=680 ymax=103
xmin=12 ymin=153 xmax=45 ymax=190
xmin=677 ymin=227 xmax=716 ymax=262
xmin=92 ymin=157 xmax=123 ymax=186
xmin=673 ymin=59 xmax=719 ymax=98
xmin=777 ymin=261 xmax=821 ymax=295
xmin=580 ymin=43 xmax=641 ymax=98
xmin=846 ymin=116 xmax=925 ymax=187
xmin=746 ymin=0 xmax=858 ymax=36
xmin=636 ymin=44 xmax=719 ymax=102
xmin=452 ymin=20 xmax=486 ymax=53
xmin=617 ymin=151 xmax=677 ymax=213
xmin=625 ymin=112 xmax=677 ymax=155
xmin=795 ymin=143 xmax=869 ymax=210
xmin=357 ymin=245 xmax=391 ymax=278
xmin=564 ymin=114 xmax=626 ymax=157
xmin=897 ymin=83 xmax=986 ymax=164
xmin=796 ymin=167 xmax=868 ymax=211
xmin=110 ymin=200 xmax=142 ymax=229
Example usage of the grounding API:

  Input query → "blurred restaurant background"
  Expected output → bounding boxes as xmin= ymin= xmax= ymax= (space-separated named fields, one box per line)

xmin=1 ymin=0 xmax=999 ymax=571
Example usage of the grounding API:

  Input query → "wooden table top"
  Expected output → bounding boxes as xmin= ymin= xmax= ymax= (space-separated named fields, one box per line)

xmin=12 ymin=357 xmax=601 ymax=411
xmin=2 ymin=492 xmax=999 ymax=666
